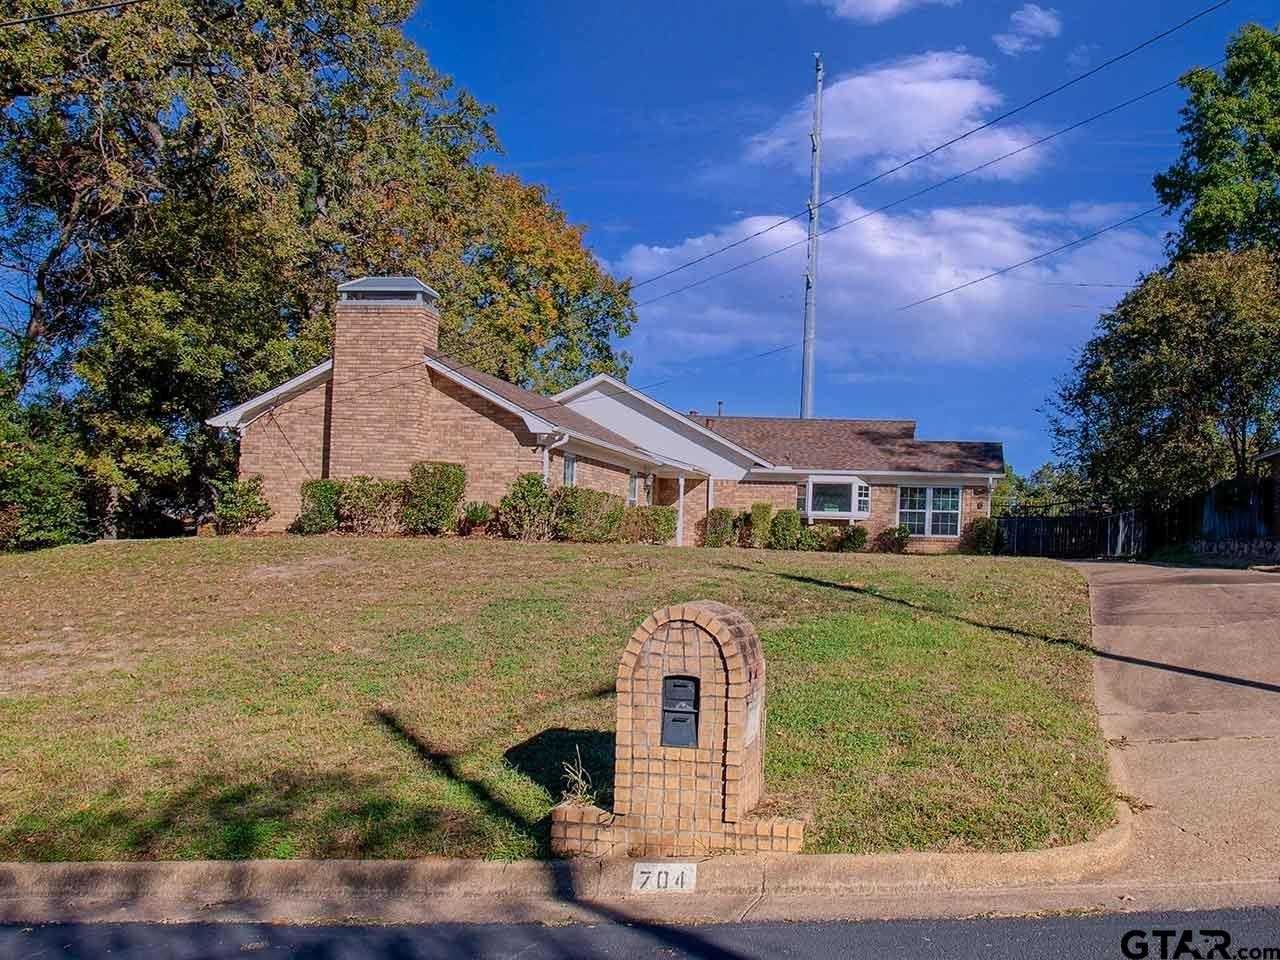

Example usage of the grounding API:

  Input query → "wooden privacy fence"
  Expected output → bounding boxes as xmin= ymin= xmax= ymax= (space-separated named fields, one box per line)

xmin=997 ymin=512 xmax=1143 ymax=559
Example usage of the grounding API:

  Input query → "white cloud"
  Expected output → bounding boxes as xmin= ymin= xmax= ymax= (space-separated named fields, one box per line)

xmin=814 ymin=0 xmax=960 ymax=24
xmin=614 ymin=199 xmax=1159 ymax=373
xmin=994 ymin=4 xmax=1062 ymax=57
xmin=746 ymin=52 xmax=1045 ymax=181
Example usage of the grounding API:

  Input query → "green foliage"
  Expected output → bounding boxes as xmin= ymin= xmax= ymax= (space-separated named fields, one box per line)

xmin=767 ymin=509 xmax=802 ymax=550
xmin=462 ymin=501 xmax=495 ymax=535
xmin=295 ymin=480 xmax=343 ymax=535
xmin=1051 ymin=249 xmax=1280 ymax=505
xmin=551 ymin=486 xmax=624 ymax=543
xmin=338 ymin=477 xmax=405 ymax=536
xmin=963 ymin=517 xmax=1005 ymax=555
xmin=1154 ymin=24 xmax=1280 ymax=256
xmin=838 ymin=524 xmax=869 ymax=553
xmin=403 ymin=462 xmax=466 ymax=535
xmin=875 ymin=524 xmax=912 ymax=554
xmin=702 ymin=507 xmax=735 ymax=548
xmin=796 ymin=526 xmax=827 ymax=552
xmin=617 ymin=505 xmax=678 ymax=545
xmin=499 ymin=473 xmax=554 ymax=541
xmin=993 ymin=463 xmax=1094 ymax=517
xmin=0 ymin=4 xmax=635 ymax=528
xmin=211 ymin=475 xmax=273 ymax=535
xmin=0 ymin=400 xmax=91 ymax=551
xmin=749 ymin=502 xmax=774 ymax=549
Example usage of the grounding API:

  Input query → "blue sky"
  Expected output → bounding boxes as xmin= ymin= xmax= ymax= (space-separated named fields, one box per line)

xmin=412 ymin=0 xmax=1270 ymax=474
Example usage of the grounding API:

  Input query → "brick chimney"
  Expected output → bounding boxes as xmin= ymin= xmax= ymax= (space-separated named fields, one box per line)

xmin=328 ymin=276 xmax=441 ymax=479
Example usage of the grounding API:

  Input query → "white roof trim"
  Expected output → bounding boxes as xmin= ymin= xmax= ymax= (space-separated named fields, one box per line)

xmin=560 ymin=430 xmax=704 ymax=476
xmin=1256 ymin=448 xmax=1280 ymax=462
xmin=206 ymin=360 xmax=333 ymax=430
xmin=423 ymin=355 xmax=556 ymax=434
xmin=553 ymin=373 xmax=775 ymax=469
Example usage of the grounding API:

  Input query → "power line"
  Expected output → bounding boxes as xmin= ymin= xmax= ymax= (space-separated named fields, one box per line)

xmin=0 ymin=0 xmax=149 ymax=27
xmin=898 ymin=206 xmax=1161 ymax=310
xmin=634 ymin=61 xmax=1201 ymax=309
xmin=627 ymin=0 xmax=1231 ymax=292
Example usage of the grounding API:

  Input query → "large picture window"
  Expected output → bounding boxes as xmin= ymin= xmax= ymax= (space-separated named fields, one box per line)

xmin=897 ymin=486 xmax=962 ymax=537
xmin=801 ymin=479 xmax=871 ymax=517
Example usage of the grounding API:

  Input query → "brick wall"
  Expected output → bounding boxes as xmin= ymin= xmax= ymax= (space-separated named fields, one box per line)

xmin=549 ymin=452 xmax=631 ymax=499
xmin=855 ymin=483 xmax=991 ymax=553
xmin=653 ymin=477 xmax=709 ymax=546
xmin=327 ymin=300 xmax=438 ymax=480
xmin=711 ymin=479 xmax=798 ymax=515
xmin=238 ymin=379 xmax=331 ymax=533
xmin=422 ymin=374 xmax=543 ymax=505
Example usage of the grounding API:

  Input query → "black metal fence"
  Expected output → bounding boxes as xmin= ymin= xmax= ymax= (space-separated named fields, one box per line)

xmin=997 ymin=478 xmax=1276 ymax=559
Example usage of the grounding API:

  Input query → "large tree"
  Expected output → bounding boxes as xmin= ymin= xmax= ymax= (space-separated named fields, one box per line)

xmin=1154 ymin=23 xmax=1280 ymax=256
xmin=0 ymin=0 xmax=635 ymax=527
xmin=1050 ymin=249 xmax=1280 ymax=507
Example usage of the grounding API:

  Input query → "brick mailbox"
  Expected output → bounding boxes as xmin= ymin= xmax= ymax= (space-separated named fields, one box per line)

xmin=551 ymin=601 xmax=804 ymax=857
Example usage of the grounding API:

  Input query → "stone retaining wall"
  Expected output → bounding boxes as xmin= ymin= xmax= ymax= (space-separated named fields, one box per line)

xmin=1189 ymin=537 xmax=1280 ymax=560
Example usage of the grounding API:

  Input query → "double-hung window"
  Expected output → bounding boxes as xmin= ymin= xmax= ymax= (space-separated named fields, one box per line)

xmin=563 ymin=453 xmax=577 ymax=487
xmin=627 ymin=470 xmax=639 ymax=506
xmin=897 ymin=486 xmax=962 ymax=537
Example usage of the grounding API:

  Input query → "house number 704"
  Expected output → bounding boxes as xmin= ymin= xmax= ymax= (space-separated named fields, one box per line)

xmin=631 ymin=862 xmax=697 ymax=893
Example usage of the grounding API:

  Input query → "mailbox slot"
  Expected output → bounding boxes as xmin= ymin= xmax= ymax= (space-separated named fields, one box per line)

xmin=661 ymin=675 xmax=699 ymax=748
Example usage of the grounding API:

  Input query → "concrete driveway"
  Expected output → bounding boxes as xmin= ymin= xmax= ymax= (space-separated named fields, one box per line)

xmin=1075 ymin=562 xmax=1280 ymax=885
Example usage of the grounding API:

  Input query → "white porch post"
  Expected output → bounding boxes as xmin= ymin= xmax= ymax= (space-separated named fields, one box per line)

xmin=676 ymin=472 xmax=686 ymax=546
xmin=707 ymin=478 xmax=715 ymax=510
xmin=805 ymin=477 xmax=813 ymax=519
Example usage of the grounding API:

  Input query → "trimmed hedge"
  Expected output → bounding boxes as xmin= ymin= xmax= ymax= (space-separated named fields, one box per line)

xmin=212 ymin=475 xmax=273 ymax=534
xmin=295 ymin=479 xmax=343 ymax=534
xmin=767 ymin=509 xmax=802 ymax=550
xmin=618 ymin=505 xmax=678 ymax=544
xmin=403 ymin=461 xmax=466 ymax=535
xmin=963 ymin=516 xmax=1004 ymax=555
xmin=875 ymin=523 xmax=912 ymax=554
xmin=702 ymin=507 xmax=735 ymax=547
xmin=838 ymin=524 xmax=869 ymax=552
xmin=552 ymin=485 xmax=625 ymax=543
xmin=499 ymin=473 xmax=554 ymax=541
xmin=339 ymin=476 xmax=405 ymax=535
xmin=748 ymin=502 xmax=774 ymax=549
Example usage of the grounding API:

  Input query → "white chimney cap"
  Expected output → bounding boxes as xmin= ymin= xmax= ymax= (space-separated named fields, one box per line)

xmin=337 ymin=276 xmax=440 ymax=303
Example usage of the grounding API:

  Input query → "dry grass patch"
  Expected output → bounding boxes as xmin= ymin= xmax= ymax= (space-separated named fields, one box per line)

xmin=0 ymin=537 xmax=1110 ymax=860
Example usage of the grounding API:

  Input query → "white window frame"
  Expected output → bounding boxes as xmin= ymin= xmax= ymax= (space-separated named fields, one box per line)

xmin=627 ymin=470 xmax=639 ymax=506
xmin=801 ymin=476 xmax=872 ymax=520
xmin=896 ymin=486 xmax=962 ymax=538
xmin=563 ymin=452 xmax=576 ymax=487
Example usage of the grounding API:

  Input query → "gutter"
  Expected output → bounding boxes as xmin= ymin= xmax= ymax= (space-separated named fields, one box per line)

xmin=542 ymin=433 xmax=570 ymax=483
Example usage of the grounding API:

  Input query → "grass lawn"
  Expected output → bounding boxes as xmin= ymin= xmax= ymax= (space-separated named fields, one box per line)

xmin=0 ymin=537 xmax=1112 ymax=861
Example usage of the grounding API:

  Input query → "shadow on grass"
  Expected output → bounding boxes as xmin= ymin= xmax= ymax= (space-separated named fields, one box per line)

xmin=732 ymin=563 xmax=1280 ymax=697
xmin=504 ymin=727 xmax=616 ymax=810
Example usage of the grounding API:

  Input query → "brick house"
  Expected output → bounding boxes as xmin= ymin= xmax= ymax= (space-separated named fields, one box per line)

xmin=208 ymin=276 xmax=1004 ymax=549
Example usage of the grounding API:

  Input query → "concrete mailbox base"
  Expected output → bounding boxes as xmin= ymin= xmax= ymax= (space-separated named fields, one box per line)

xmin=551 ymin=601 xmax=805 ymax=858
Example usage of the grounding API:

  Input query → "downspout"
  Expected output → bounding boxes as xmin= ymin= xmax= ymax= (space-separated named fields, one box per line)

xmin=542 ymin=433 xmax=570 ymax=483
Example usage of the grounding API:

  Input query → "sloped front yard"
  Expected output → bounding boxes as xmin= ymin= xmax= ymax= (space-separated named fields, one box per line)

xmin=0 ymin=538 xmax=1112 ymax=860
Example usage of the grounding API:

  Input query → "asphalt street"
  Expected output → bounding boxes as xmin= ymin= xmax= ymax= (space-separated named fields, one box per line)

xmin=3 ymin=909 xmax=1279 ymax=959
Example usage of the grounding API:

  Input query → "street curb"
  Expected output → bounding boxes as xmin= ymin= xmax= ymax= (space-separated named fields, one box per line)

xmin=0 ymin=803 xmax=1131 ymax=925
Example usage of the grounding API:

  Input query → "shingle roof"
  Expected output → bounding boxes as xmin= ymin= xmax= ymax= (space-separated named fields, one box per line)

xmin=699 ymin=415 xmax=1004 ymax=474
xmin=423 ymin=348 xmax=649 ymax=456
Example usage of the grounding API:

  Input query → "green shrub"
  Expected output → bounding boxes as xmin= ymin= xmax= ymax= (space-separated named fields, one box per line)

xmin=339 ymin=476 xmax=405 ymax=535
xmin=875 ymin=523 xmax=912 ymax=554
xmin=617 ymin=505 xmax=678 ymax=544
xmin=796 ymin=526 xmax=825 ymax=551
xmin=211 ymin=474 xmax=273 ymax=535
xmin=838 ymin=524 xmax=869 ymax=552
xmin=403 ymin=461 xmax=466 ymax=535
xmin=295 ymin=479 xmax=343 ymax=534
xmin=748 ymin=502 xmax=774 ymax=549
xmin=499 ymin=473 xmax=554 ymax=540
xmin=552 ymin=486 xmax=625 ymax=543
xmin=702 ymin=507 xmax=735 ymax=547
xmin=462 ymin=501 xmax=495 ymax=535
xmin=767 ymin=508 xmax=802 ymax=550
xmin=963 ymin=516 xmax=1005 ymax=555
